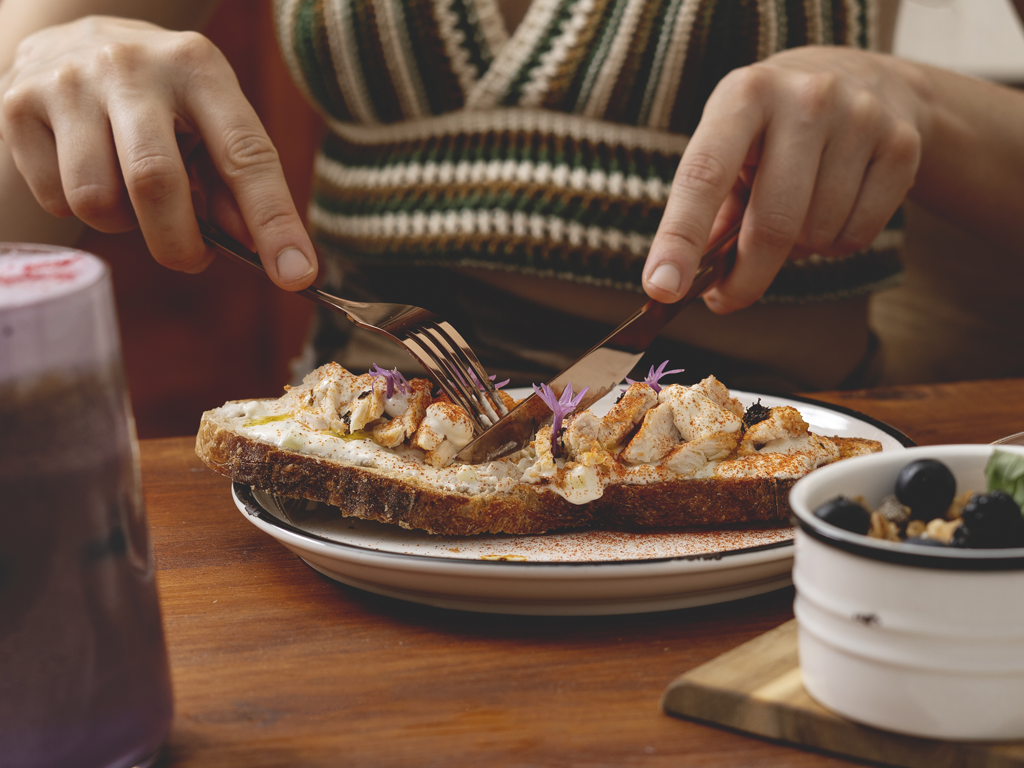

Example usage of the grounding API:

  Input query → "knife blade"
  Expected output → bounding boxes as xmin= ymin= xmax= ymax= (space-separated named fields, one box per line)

xmin=456 ymin=221 xmax=741 ymax=464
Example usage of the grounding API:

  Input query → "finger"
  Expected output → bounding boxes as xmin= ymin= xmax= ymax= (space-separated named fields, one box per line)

xmin=182 ymin=55 xmax=317 ymax=290
xmin=708 ymin=106 xmax=827 ymax=312
xmin=643 ymin=73 xmax=769 ymax=302
xmin=0 ymin=86 xmax=72 ymax=217
xmin=796 ymin=136 xmax=873 ymax=256
xmin=109 ymin=96 xmax=209 ymax=273
xmin=829 ymin=121 xmax=920 ymax=256
xmin=797 ymin=88 xmax=889 ymax=255
xmin=694 ymin=178 xmax=748 ymax=310
xmin=714 ymin=175 xmax=751 ymax=239
xmin=50 ymin=109 xmax=136 ymax=233
xmin=187 ymin=142 xmax=254 ymax=250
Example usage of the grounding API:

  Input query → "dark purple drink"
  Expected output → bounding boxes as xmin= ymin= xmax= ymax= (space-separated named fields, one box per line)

xmin=0 ymin=247 xmax=173 ymax=768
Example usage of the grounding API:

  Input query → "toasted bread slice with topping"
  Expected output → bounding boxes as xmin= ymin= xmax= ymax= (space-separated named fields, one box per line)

xmin=195 ymin=364 xmax=882 ymax=536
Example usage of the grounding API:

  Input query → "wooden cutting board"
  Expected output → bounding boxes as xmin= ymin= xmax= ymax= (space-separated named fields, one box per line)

xmin=662 ymin=619 xmax=1024 ymax=768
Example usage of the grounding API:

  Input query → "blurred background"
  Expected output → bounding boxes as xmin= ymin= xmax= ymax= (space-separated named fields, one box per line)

xmin=74 ymin=0 xmax=1024 ymax=438
xmin=895 ymin=0 xmax=1024 ymax=84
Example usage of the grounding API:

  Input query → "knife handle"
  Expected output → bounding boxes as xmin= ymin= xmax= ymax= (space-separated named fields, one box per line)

xmin=653 ymin=219 xmax=740 ymax=330
xmin=611 ymin=219 xmax=741 ymax=353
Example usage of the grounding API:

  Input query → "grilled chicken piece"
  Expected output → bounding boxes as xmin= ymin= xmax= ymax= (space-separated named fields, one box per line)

xmin=412 ymin=400 xmax=475 ymax=467
xmin=372 ymin=378 xmax=433 ymax=448
xmin=690 ymin=375 xmax=745 ymax=418
xmin=620 ymin=403 xmax=679 ymax=465
xmin=737 ymin=405 xmax=809 ymax=455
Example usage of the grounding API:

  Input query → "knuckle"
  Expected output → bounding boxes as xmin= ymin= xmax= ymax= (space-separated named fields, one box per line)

xmin=846 ymin=89 xmax=882 ymax=132
xmin=96 ymin=40 xmax=147 ymax=76
xmin=50 ymin=62 xmax=84 ymax=97
xmin=886 ymin=121 xmax=922 ymax=170
xmin=748 ymin=210 xmax=800 ymax=252
xmin=124 ymin=153 xmax=183 ymax=203
xmin=12 ymin=35 xmax=36 ymax=65
xmin=654 ymin=226 xmax=704 ymax=259
xmin=170 ymin=31 xmax=220 ymax=68
xmin=792 ymin=72 xmax=838 ymax=122
xmin=1 ymin=84 xmax=37 ymax=123
xmin=246 ymin=207 xmax=298 ymax=239
xmin=219 ymin=126 xmax=280 ymax=180
xmin=65 ymin=183 xmax=125 ymax=220
xmin=717 ymin=65 xmax=769 ymax=104
xmin=673 ymin=150 xmax=730 ymax=196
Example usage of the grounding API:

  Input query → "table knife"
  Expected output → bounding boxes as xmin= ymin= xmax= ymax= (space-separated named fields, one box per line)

xmin=456 ymin=221 xmax=741 ymax=464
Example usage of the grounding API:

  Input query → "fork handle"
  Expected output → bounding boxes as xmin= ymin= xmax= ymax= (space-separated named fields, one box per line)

xmin=197 ymin=218 xmax=368 ymax=320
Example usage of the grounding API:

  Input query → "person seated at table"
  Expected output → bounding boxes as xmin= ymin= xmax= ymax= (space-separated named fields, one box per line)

xmin=1 ymin=0 xmax=1023 ymax=392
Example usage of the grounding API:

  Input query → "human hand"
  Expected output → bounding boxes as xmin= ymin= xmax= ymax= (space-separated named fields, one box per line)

xmin=642 ymin=47 xmax=922 ymax=313
xmin=0 ymin=16 xmax=317 ymax=289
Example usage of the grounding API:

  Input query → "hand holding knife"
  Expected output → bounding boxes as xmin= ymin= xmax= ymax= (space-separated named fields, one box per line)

xmin=456 ymin=220 xmax=742 ymax=464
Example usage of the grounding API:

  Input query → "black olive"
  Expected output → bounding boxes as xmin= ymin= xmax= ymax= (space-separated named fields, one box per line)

xmin=952 ymin=491 xmax=1024 ymax=549
xmin=894 ymin=459 xmax=956 ymax=520
xmin=813 ymin=496 xmax=871 ymax=535
xmin=743 ymin=399 xmax=771 ymax=430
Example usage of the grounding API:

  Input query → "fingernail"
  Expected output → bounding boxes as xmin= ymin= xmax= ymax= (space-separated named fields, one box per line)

xmin=648 ymin=263 xmax=681 ymax=295
xmin=276 ymin=248 xmax=315 ymax=283
xmin=703 ymin=294 xmax=722 ymax=313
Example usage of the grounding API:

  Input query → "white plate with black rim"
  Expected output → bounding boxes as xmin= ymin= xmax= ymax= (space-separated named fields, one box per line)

xmin=232 ymin=390 xmax=913 ymax=615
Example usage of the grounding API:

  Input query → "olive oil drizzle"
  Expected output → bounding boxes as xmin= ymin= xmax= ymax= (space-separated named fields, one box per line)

xmin=243 ymin=412 xmax=294 ymax=427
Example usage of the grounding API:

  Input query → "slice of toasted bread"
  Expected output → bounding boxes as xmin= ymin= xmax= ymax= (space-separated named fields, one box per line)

xmin=196 ymin=394 xmax=879 ymax=536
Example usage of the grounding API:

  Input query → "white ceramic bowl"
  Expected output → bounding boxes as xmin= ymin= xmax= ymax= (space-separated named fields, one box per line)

xmin=789 ymin=444 xmax=1024 ymax=741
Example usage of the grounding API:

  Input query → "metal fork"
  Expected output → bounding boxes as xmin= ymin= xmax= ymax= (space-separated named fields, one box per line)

xmin=197 ymin=219 xmax=508 ymax=433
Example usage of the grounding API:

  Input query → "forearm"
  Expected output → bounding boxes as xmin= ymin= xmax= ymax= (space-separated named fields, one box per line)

xmin=904 ymin=58 xmax=1024 ymax=251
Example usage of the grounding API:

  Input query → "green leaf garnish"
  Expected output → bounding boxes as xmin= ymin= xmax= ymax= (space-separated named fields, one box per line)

xmin=986 ymin=449 xmax=1024 ymax=509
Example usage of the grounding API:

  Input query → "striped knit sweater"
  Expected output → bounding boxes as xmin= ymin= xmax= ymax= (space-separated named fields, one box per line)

xmin=274 ymin=0 xmax=902 ymax=301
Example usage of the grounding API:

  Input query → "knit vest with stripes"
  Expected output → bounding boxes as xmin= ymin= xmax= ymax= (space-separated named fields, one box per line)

xmin=274 ymin=0 xmax=902 ymax=302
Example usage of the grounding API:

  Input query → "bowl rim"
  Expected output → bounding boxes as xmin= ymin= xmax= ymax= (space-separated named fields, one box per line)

xmin=789 ymin=444 xmax=1024 ymax=571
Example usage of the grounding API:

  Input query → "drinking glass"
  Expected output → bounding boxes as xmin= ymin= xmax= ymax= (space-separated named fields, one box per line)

xmin=0 ymin=244 xmax=173 ymax=768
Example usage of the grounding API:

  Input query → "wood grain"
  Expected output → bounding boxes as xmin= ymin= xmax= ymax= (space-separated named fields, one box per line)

xmin=797 ymin=379 xmax=1024 ymax=447
xmin=663 ymin=620 xmax=1024 ymax=768
xmin=142 ymin=380 xmax=1024 ymax=767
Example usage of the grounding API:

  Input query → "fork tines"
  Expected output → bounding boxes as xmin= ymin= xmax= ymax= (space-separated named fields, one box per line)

xmin=402 ymin=321 xmax=509 ymax=434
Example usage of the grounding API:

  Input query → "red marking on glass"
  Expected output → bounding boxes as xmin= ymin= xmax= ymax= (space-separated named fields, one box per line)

xmin=0 ymin=256 xmax=84 ymax=286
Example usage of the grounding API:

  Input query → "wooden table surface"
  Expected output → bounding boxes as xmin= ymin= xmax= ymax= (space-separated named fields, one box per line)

xmin=146 ymin=378 xmax=1024 ymax=768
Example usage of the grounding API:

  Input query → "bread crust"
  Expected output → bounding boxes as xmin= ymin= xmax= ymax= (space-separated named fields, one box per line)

xmin=195 ymin=404 xmax=826 ymax=536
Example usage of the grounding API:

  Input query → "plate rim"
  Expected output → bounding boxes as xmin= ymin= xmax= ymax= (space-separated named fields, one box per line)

xmin=769 ymin=392 xmax=915 ymax=448
xmin=234 ymin=482 xmax=796 ymax=573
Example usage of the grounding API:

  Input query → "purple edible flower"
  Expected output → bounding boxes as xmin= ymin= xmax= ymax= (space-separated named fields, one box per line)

xmin=625 ymin=360 xmax=684 ymax=394
xmin=465 ymin=368 xmax=510 ymax=391
xmin=441 ymin=369 xmax=510 ymax=398
xmin=531 ymin=382 xmax=589 ymax=458
xmin=369 ymin=364 xmax=410 ymax=399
